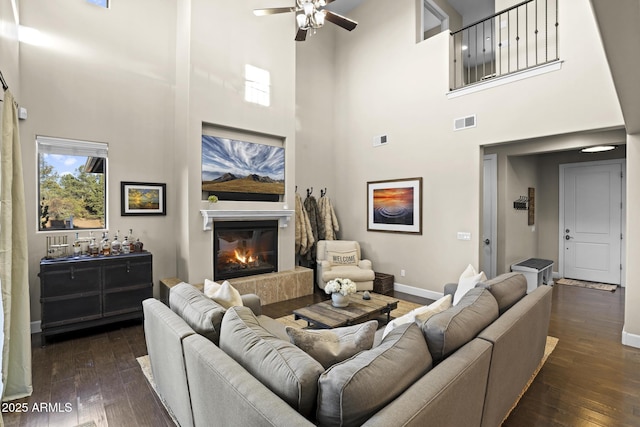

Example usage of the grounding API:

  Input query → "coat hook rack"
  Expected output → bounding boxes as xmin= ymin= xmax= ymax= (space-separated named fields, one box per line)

xmin=306 ymin=187 xmax=313 ymax=197
xmin=320 ymin=188 xmax=327 ymax=197
xmin=513 ymin=196 xmax=529 ymax=211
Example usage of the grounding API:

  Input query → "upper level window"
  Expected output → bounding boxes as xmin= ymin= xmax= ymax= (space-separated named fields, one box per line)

xmin=421 ymin=0 xmax=449 ymax=42
xmin=86 ymin=0 xmax=109 ymax=8
xmin=245 ymin=64 xmax=271 ymax=107
xmin=37 ymin=136 xmax=108 ymax=231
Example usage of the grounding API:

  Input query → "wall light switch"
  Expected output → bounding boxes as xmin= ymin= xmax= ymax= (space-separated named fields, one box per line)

xmin=457 ymin=232 xmax=472 ymax=241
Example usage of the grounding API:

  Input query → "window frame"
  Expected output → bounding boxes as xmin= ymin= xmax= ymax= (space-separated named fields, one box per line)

xmin=36 ymin=135 xmax=109 ymax=233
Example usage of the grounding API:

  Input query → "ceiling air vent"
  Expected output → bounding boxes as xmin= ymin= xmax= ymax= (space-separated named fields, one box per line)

xmin=454 ymin=114 xmax=476 ymax=131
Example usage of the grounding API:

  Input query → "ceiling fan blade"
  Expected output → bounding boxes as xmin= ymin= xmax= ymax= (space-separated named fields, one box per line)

xmin=253 ymin=7 xmax=296 ymax=16
xmin=295 ymin=27 xmax=309 ymax=41
xmin=323 ymin=10 xmax=358 ymax=31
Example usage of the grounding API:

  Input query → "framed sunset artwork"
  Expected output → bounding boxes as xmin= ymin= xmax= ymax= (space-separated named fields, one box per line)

xmin=367 ymin=178 xmax=422 ymax=234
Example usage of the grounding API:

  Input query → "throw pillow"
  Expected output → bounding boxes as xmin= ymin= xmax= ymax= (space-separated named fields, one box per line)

xmin=453 ymin=265 xmax=487 ymax=305
xmin=381 ymin=294 xmax=453 ymax=340
xmin=204 ymin=279 xmax=243 ymax=309
xmin=220 ymin=306 xmax=324 ymax=418
xmin=317 ymin=323 xmax=432 ymax=427
xmin=286 ymin=320 xmax=378 ymax=369
xmin=327 ymin=249 xmax=359 ymax=266
xmin=413 ymin=294 xmax=453 ymax=325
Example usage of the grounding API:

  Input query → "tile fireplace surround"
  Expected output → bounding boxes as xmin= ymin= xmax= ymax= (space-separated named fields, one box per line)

xmin=189 ymin=208 xmax=311 ymax=304
xmin=160 ymin=267 xmax=313 ymax=305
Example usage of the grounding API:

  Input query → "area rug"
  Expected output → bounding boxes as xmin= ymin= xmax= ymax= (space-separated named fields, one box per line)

xmin=502 ymin=336 xmax=558 ymax=423
xmin=556 ymin=278 xmax=617 ymax=292
xmin=136 ymin=356 xmax=179 ymax=426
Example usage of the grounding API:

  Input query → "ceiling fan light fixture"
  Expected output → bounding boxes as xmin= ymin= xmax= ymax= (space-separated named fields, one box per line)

xmin=303 ymin=2 xmax=314 ymax=16
xmin=296 ymin=12 xmax=308 ymax=29
xmin=314 ymin=10 xmax=325 ymax=27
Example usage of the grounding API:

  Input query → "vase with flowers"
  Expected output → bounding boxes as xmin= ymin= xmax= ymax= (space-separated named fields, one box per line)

xmin=324 ymin=278 xmax=357 ymax=307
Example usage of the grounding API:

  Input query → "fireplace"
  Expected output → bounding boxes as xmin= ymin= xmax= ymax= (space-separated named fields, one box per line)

xmin=214 ymin=220 xmax=278 ymax=280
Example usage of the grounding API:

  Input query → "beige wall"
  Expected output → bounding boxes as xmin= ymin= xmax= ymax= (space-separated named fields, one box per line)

xmin=176 ymin=0 xmax=297 ymax=283
xmin=293 ymin=0 xmax=623 ymax=296
xmin=625 ymin=134 xmax=640 ymax=339
xmin=295 ymin=26 xmax=338 ymax=211
xmin=19 ymin=0 xmax=178 ymax=322
xmin=0 ymin=0 xmax=19 ymax=100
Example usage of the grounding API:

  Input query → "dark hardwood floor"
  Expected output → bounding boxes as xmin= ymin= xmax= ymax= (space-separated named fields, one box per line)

xmin=4 ymin=284 xmax=639 ymax=426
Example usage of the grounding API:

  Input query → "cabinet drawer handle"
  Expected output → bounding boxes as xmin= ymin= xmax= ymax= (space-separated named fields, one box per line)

xmin=126 ymin=262 xmax=130 ymax=273
xmin=70 ymin=267 xmax=75 ymax=280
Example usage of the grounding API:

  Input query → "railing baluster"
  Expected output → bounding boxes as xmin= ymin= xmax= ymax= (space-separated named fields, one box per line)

xmin=449 ymin=0 xmax=559 ymax=90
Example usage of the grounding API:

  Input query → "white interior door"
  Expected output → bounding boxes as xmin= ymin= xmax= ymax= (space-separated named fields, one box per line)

xmin=482 ymin=154 xmax=497 ymax=279
xmin=561 ymin=161 xmax=623 ymax=284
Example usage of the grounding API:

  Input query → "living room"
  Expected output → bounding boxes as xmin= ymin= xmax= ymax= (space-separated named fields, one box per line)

xmin=1 ymin=0 xmax=640 ymax=425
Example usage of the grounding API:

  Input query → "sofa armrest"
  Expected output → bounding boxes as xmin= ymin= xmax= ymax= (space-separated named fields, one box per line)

xmin=477 ymin=285 xmax=552 ymax=427
xmin=363 ymin=339 xmax=492 ymax=427
xmin=359 ymin=259 xmax=373 ymax=270
xmin=241 ymin=293 xmax=262 ymax=316
xmin=444 ymin=282 xmax=458 ymax=297
xmin=183 ymin=334 xmax=315 ymax=427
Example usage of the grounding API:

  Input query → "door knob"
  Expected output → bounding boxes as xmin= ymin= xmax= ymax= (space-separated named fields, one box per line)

xmin=484 ymin=239 xmax=490 ymax=245
xmin=565 ymin=235 xmax=573 ymax=240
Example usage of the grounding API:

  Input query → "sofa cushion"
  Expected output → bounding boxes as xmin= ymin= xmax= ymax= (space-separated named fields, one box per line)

xmin=422 ymin=288 xmax=499 ymax=363
xmin=285 ymin=320 xmax=377 ymax=369
xmin=169 ymin=282 xmax=226 ymax=345
xmin=219 ymin=306 xmax=324 ymax=418
xmin=204 ymin=279 xmax=243 ymax=309
xmin=317 ymin=323 xmax=432 ymax=427
xmin=476 ymin=272 xmax=527 ymax=315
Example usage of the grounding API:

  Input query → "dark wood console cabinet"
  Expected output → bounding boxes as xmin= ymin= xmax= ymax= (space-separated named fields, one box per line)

xmin=39 ymin=252 xmax=153 ymax=345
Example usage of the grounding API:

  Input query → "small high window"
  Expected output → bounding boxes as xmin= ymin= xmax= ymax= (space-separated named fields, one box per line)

xmin=86 ymin=0 xmax=109 ymax=8
xmin=245 ymin=65 xmax=271 ymax=107
xmin=419 ymin=0 xmax=449 ymax=42
xmin=37 ymin=136 xmax=108 ymax=231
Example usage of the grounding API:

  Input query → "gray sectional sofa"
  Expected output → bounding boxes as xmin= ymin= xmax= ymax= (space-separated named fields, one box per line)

xmin=143 ymin=273 xmax=552 ymax=427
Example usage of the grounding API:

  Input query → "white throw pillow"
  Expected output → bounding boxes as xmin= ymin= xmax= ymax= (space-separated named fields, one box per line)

xmin=381 ymin=294 xmax=453 ymax=339
xmin=204 ymin=279 xmax=243 ymax=309
xmin=453 ymin=265 xmax=487 ymax=305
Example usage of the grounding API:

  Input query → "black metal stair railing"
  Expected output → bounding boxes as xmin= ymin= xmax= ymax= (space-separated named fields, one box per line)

xmin=450 ymin=0 xmax=559 ymax=91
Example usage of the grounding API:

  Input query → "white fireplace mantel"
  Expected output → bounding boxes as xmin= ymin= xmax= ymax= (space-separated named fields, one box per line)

xmin=200 ymin=209 xmax=294 ymax=231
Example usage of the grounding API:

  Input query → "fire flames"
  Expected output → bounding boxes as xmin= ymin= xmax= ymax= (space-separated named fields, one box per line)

xmin=234 ymin=249 xmax=257 ymax=265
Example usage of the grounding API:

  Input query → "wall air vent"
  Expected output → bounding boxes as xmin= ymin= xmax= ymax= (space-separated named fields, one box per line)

xmin=373 ymin=134 xmax=388 ymax=147
xmin=453 ymin=114 xmax=476 ymax=131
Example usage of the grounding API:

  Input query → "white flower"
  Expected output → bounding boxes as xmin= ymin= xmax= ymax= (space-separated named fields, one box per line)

xmin=324 ymin=278 xmax=357 ymax=296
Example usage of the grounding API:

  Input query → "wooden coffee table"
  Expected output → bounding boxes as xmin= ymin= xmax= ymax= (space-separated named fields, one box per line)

xmin=293 ymin=292 xmax=399 ymax=329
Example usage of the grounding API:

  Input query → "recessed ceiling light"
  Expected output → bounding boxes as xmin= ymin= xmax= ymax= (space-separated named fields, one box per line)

xmin=581 ymin=145 xmax=616 ymax=153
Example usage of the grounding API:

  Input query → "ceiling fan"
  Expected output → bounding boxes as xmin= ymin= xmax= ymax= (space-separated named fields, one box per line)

xmin=254 ymin=0 xmax=358 ymax=41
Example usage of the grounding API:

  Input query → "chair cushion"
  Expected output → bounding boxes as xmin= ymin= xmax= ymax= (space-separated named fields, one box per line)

xmin=286 ymin=320 xmax=377 ymax=369
xmin=322 ymin=265 xmax=375 ymax=282
xmin=476 ymin=272 xmax=527 ymax=315
xmin=219 ymin=306 xmax=324 ymax=418
xmin=169 ymin=282 xmax=226 ymax=345
xmin=421 ymin=288 xmax=499 ymax=363
xmin=317 ymin=323 xmax=432 ymax=427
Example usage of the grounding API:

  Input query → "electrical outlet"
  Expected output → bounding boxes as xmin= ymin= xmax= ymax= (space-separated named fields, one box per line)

xmin=400 ymin=269 xmax=406 ymax=277
xmin=457 ymin=232 xmax=472 ymax=241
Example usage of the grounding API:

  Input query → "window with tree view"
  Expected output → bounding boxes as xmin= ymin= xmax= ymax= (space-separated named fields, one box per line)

xmin=37 ymin=136 xmax=108 ymax=231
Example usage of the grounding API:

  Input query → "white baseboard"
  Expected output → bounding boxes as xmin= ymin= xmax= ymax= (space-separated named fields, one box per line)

xmin=622 ymin=328 xmax=640 ymax=349
xmin=31 ymin=321 xmax=41 ymax=334
xmin=393 ymin=282 xmax=443 ymax=301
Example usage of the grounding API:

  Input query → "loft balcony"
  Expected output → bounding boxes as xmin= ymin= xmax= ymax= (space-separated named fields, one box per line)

xmin=450 ymin=0 xmax=559 ymax=92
